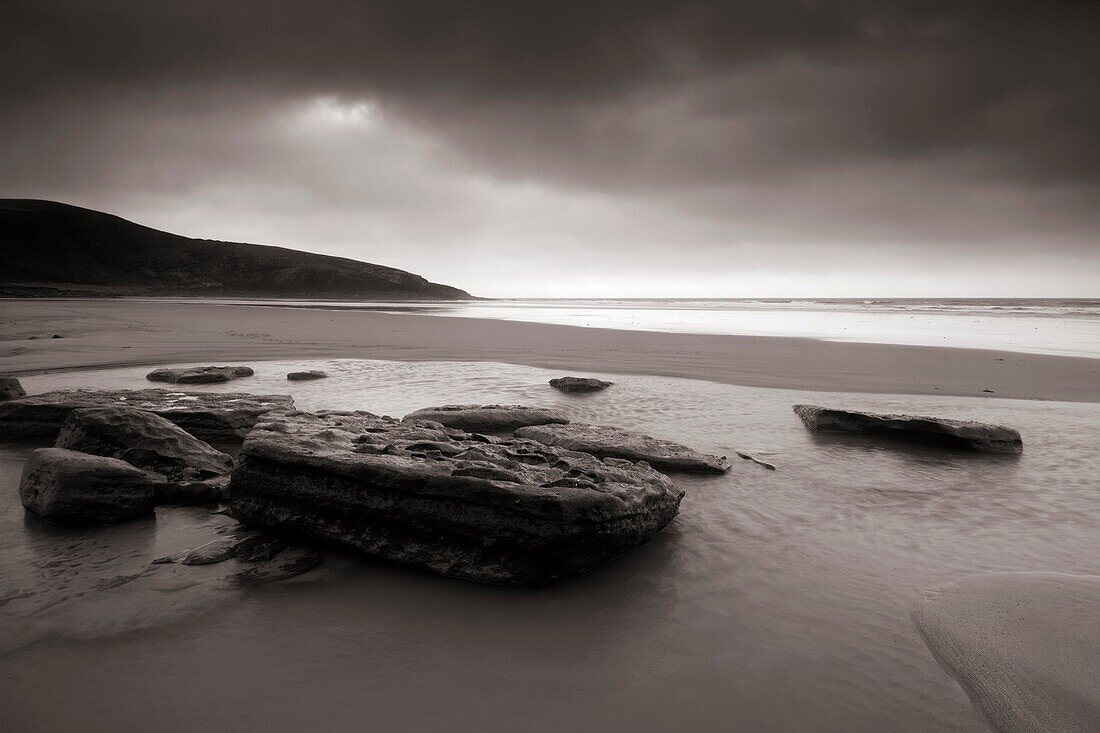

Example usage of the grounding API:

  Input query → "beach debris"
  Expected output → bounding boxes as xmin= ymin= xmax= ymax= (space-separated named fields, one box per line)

xmin=229 ymin=410 xmax=683 ymax=585
xmin=402 ymin=404 xmax=570 ymax=432
xmin=287 ymin=370 xmax=328 ymax=381
xmin=54 ymin=406 xmax=234 ymax=495
xmin=0 ymin=376 xmax=25 ymax=401
xmin=792 ymin=404 xmax=1022 ymax=454
xmin=0 ymin=388 xmax=294 ymax=441
xmin=549 ymin=376 xmax=614 ymax=393
xmin=913 ymin=572 xmax=1100 ymax=732
xmin=982 ymin=388 xmax=995 ymax=393
xmin=735 ymin=451 xmax=777 ymax=470
xmin=146 ymin=365 xmax=255 ymax=384
xmin=516 ymin=423 xmax=731 ymax=473
xmin=19 ymin=447 xmax=162 ymax=523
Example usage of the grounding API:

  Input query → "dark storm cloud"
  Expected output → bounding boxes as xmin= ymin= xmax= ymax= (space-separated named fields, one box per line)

xmin=0 ymin=0 xmax=1097 ymax=295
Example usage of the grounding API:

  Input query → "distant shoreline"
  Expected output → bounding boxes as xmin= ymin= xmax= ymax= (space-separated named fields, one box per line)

xmin=1 ymin=298 xmax=1098 ymax=403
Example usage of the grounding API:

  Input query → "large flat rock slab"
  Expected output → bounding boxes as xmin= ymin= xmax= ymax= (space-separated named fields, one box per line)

xmin=515 ymin=423 xmax=731 ymax=473
xmin=403 ymin=404 xmax=570 ymax=432
xmin=0 ymin=389 xmax=294 ymax=442
xmin=793 ymin=404 xmax=1023 ymax=454
xmin=20 ymin=447 xmax=162 ymax=523
xmin=146 ymin=365 xmax=255 ymax=384
xmin=914 ymin=572 xmax=1100 ymax=733
xmin=229 ymin=410 xmax=683 ymax=585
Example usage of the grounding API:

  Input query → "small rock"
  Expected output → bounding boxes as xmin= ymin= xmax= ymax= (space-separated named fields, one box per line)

xmin=549 ymin=377 xmax=613 ymax=393
xmin=0 ymin=376 xmax=26 ymax=401
xmin=146 ymin=366 xmax=255 ymax=384
xmin=287 ymin=371 xmax=328 ymax=381
xmin=19 ymin=448 xmax=162 ymax=523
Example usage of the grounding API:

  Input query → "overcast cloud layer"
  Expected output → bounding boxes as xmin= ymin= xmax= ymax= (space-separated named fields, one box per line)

xmin=2 ymin=1 xmax=1097 ymax=297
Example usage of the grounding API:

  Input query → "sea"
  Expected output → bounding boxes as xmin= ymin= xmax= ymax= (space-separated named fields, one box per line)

xmin=2 ymin=352 xmax=1099 ymax=731
xmin=203 ymin=297 xmax=1100 ymax=358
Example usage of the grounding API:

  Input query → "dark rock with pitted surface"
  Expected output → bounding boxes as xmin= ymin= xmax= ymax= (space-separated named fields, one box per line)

xmin=793 ymin=404 xmax=1023 ymax=454
xmin=0 ymin=376 xmax=25 ymax=401
xmin=516 ymin=423 xmax=731 ymax=473
xmin=0 ymin=388 xmax=294 ymax=441
xmin=55 ymin=406 xmax=233 ymax=490
xmin=549 ymin=377 xmax=614 ymax=393
xmin=229 ymin=410 xmax=683 ymax=585
xmin=19 ymin=447 xmax=162 ymax=523
xmin=287 ymin=370 xmax=328 ymax=381
xmin=147 ymin=365 xmax=255 ymax=384
xmin=402 ymin=404 xmax=570 ymax=432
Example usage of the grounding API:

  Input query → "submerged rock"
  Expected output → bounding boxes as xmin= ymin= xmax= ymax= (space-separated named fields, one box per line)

xmin=402 ymin=404 xmax=570 ymax=432
xmin=549 ymin=377 xmax=614 ymax=393
xmin=54 ymin=406 xmax=234 ymax=489
xmin=0 ymin=388 xmax=294 ymax=441
xmin=146 ymin=365 xmax=255 ymax=384
xmin=515 ymin=423 xmax=731 ymax=473
xmin=287 ymin=370 xmax=328 ymax=381
xmin=232 ymin=546 xmax=322 ymax=585
xmin=0 ymin=376 xmax=25 ymax=401
xmin=793 ymin=404 xmax=1023 ymax=454
xmin=230 ymin=410 xmax=683 ymax=585
xmin=180 ymin=537 xmax=242 ymax=566
xmin=19 ymin=447 xmax=162 ymax=523
xmin=914 ymin=572 xmax=1100 ymax=732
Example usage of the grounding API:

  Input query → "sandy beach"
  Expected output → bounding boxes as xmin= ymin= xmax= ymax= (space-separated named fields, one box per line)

xmin=2 ymin=299 xmax=1098 ymax=403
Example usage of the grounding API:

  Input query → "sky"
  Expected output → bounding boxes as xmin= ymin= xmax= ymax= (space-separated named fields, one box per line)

xmin=1 ymin=1 xmax=1097 ymax=298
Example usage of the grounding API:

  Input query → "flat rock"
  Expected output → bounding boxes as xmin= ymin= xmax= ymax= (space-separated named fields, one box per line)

xmin=914 ymin=572 xmax=1100 ymax=732
xmin=793 ymin=404 xmax=1023 ymax=454
xmin=549 ymin=376 xmax=614 ymax=393
xmin=402 ymin=404 xmax=570 ymax=432
xmin=515 ymin=423 xmax=731 ymax=473
xmin=19 ymin=447 xmax=162 ymax=523
xmin=287 ymin=370 xmax=328 ymax=381
xmin=0 ymin=388 xmax=294 ymax=442
xmin=0 ymin=376 xmax=25 ymax=401
xmin=146 ymin=365 xmax=255 ymax=384
xmin=229 ymin=410 xmax=683 ymax=585
xmin=55 ymin=406 xmax=233 ymax=488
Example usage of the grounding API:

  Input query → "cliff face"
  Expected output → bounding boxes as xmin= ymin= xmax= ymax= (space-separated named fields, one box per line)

xmin=0 ymin=200 xmax=472 ymax=299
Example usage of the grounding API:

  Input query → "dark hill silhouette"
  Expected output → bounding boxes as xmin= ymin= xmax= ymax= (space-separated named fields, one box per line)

xmin=0 ymin=200 xmax=472 ymax=299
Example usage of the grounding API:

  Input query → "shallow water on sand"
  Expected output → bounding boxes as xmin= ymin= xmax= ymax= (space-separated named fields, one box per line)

xmin=2 ymin=359 xmax=1099 ymax=732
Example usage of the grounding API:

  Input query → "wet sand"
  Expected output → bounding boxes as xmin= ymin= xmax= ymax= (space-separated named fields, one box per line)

xmin=2 ymin=299 xmax=1098 ymax=402
xmin=914 ymin=573 xmax=1100 ymax=733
